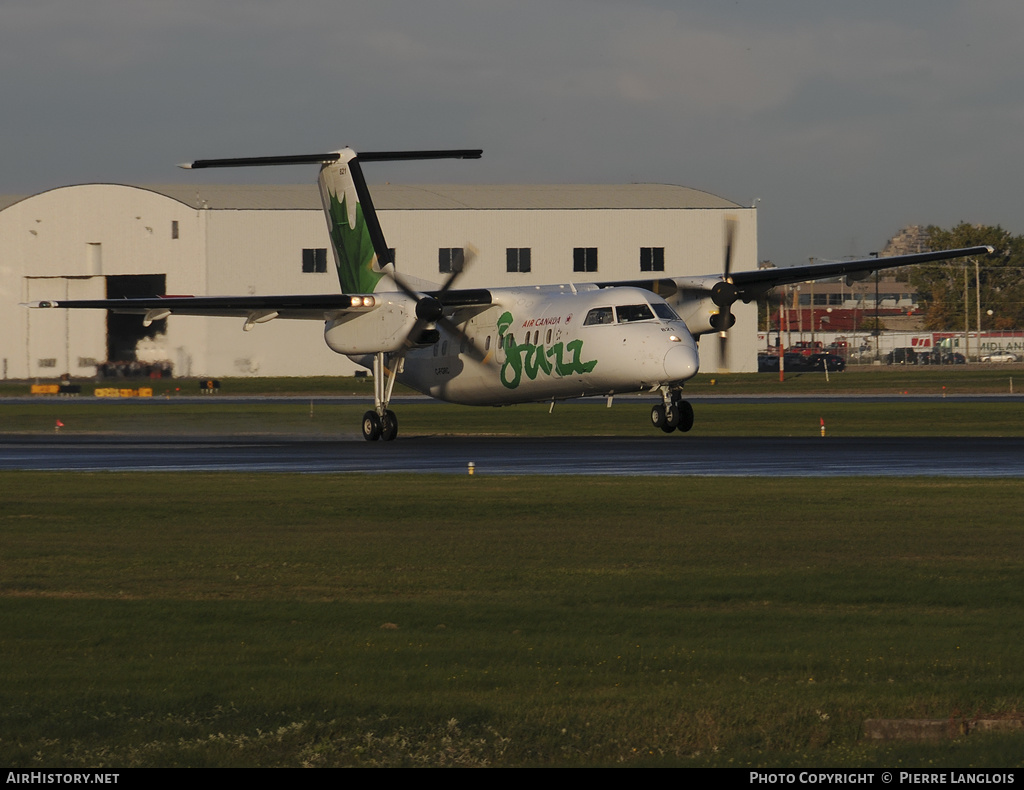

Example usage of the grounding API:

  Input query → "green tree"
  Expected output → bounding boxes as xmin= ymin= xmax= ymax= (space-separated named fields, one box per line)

xmin=909 ymin=224 xmax=1024 ymax=330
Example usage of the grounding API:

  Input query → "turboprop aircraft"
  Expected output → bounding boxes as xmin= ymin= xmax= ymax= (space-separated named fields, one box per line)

xmin=27 ymin=147 xmax=993 ymax=440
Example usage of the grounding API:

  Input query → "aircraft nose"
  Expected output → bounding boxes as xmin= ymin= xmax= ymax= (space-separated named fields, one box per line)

xmin=664 ymin=343 xmax=699 ymax=381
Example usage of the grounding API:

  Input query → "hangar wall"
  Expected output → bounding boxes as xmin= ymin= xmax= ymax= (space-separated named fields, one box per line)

xmin=1 ymin=183 xmax=757 ymax=379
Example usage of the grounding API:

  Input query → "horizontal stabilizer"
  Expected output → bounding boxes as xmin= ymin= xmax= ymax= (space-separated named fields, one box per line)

xmin=181 ymin=153 xmax=341 ymax=169
xmin=180 ymin=149 xmax=482 ymax=170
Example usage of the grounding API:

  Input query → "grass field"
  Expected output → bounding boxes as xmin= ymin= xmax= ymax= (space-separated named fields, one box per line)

xmin=5 ymin=365 xmax=1024 ymax=398
xmin=2 ymin=399 xmax=1023 ymax=439
xmin=2 ymin=473 xmax=1023 ymax=767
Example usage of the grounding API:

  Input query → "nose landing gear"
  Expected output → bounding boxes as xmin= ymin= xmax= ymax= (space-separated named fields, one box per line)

xmin=651 ymin=388 xmax=693 ymax=434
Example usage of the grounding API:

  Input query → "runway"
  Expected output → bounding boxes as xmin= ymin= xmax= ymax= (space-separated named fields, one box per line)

xmin=1 ymin=435 xmax=1022 ymax=476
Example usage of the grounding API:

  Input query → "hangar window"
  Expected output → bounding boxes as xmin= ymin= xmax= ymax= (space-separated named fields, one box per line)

xmin=171 ymin=221 xmax=179 ymax=240
xmin=573 ymin=247 xmax=598 ymax=273
xmin=439 ymin=248 xmax=464 ymax=274
xmin=507 ymin=248 xmax=531 ymax=273
xmin=640 ymin=247 xmax=664 ymax=272
xmin=302 ymin=248 xmax=328 ymax=273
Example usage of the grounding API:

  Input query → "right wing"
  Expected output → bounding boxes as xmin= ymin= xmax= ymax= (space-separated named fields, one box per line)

xmin=24 ymin=288 xmax=493 ymax=330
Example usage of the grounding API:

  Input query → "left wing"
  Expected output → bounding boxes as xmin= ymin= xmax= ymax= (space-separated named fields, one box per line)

xmin=599 ymin=245 xmax=996 ymax=303
xmin=597 ymin=244 xmax=995 ymax=335
xmin=726 ymin=245 xmax=996 ymax=299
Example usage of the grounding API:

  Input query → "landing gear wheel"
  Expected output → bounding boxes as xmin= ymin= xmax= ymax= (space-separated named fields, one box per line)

xmin=380 ymin=410 xmax=399 ymax=442
xmin=362 ymin=410 xmax=382 ymax=442
xmin=665 ymin=402 xmax=681 ymax=429
xmin=676 ymin=400 xmax=694 ymax=432
xmin=652 ymin=404 xmax=676 ymax=434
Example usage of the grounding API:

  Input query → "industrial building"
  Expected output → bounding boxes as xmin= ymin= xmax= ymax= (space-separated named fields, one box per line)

xmin=1 ymin=182 xmax=757 ymax=380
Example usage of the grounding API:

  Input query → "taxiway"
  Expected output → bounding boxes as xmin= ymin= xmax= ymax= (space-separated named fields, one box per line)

xmin=0 ymin=435 xmax=1021 ymax=476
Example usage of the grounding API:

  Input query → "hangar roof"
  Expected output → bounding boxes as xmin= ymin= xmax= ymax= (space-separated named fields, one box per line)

xmin=1 ymin=183 xmax=743 ymax=213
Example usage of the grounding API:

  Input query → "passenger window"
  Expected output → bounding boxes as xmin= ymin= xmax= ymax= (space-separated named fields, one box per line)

xmin=583 ymin=307 xmax=615 ymax=326
xmin=616 ymin=304 xmax=655 ymax=323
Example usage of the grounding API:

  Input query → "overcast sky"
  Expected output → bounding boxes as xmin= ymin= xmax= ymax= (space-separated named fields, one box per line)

xmin=3 ymin=0 xmax=1021 ymax=267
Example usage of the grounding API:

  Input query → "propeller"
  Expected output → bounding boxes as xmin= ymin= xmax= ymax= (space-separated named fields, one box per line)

xmin=712 ymin=217 xmax=738 ymax=372
xmin=387 ymin=246 xmax=486 ymax=362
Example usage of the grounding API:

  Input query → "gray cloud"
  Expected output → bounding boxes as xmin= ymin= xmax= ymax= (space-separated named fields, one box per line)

xmin=2 ymin=0 xmax=1021 ymax=265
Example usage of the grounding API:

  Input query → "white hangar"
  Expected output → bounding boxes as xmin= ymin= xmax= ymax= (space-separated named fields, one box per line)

xmin=0 ymin=182 xmax=757 ymax=380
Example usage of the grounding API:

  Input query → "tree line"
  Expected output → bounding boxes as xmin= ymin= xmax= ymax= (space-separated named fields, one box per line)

xmin=909 ymin=223 xmax=1024 ymax=331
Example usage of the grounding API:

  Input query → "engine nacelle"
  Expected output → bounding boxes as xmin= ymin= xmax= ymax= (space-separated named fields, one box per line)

xmin=324 ymin=297 xmax=418 ymax=354
xmin=672 ymin=293 xmax=721 ymax=336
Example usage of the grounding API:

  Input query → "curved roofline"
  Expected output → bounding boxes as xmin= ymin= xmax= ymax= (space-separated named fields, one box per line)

xmin=2 ymin=181 xmax=747 ymax=213
xmin=0 ymin=182 xmax=206 ymax=214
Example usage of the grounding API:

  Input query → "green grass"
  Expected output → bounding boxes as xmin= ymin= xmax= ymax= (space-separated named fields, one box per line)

xmin=2 ymin=474 xmax=1022 ymax=767
xmin=6 ymin=365 xmax=1024 ymax=398
xmin=2 ymin=400 xmax=1023 ymax=437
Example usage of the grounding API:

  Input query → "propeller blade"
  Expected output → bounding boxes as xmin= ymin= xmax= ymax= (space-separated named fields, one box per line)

xmin=717 ymin=216 xmax=738 ymax=373
xmin=723 ymin=215 xmax=736 ymax=279
xmin=436 ymin=245 xmax=476 ymax=295
xmin=438 ymin=316 xmax=487 ymax=362
xmin=718 ymin=326 xmax=730 ymax=373
xmin=388 ymin=244 xmax=484 ymax=360
xmin=435 ymin=247 xmax=485 ymax=361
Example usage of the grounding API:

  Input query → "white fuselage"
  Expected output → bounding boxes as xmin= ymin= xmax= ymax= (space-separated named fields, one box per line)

xmin=339 ymin=285 xmax=700 ymax=406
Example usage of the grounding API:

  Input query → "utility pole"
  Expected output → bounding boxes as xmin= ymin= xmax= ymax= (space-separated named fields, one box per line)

xmin=975 ymin=259 xmax=982 ymax=360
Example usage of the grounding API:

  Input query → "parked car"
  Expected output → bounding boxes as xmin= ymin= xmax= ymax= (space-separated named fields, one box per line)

xmin=981 ymin=351 xmax=1019 ymax=363
xmin=807 ymin=353 xmax=846 ymax=372
xmin=759 ymin=352 xmax=845 ymax=373
xmin=919 ymin=350 xmax=965 ymax=365
xmin=886 ymin=347 xmax=918 ymax=365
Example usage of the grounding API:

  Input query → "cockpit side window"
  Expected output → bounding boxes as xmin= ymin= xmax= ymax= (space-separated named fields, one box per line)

xmin=652 ymin=302 xmax=679 ymax=320
xmin=616 ymin=304 xmax=655 ymax=323
xmin=583 ymin=307 xmax=615 ymax=326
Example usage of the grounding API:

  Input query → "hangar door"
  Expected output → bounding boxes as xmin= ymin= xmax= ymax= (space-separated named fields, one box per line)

xmin=25 ymin=276 xmax=106 ymax=378
xmin=25 ymin=274 xmax=167 ymax=378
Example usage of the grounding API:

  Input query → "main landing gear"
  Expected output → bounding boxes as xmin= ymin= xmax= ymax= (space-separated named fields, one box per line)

xmin=362 ymin=409 xmax=398 ymax=442
xmin=363 ymin=351 xmax=401 ymax=442
xmin=650 ymin=387 xmax=694 ymax=434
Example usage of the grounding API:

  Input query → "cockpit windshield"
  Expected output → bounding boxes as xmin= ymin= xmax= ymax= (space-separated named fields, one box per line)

xmin=583 ymin=307 xmax=615 ymax=325
xmin=616 ymin=304 xmax=655 ymax=323
xmin=584 ymin=302 xmax=679 ymax=325
xmin=652 ymin=302 xmax=679 ymax=320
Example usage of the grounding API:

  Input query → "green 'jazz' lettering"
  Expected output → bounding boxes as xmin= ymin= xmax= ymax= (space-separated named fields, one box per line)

xmin=497 ymin=311 xmax=597 ymax=389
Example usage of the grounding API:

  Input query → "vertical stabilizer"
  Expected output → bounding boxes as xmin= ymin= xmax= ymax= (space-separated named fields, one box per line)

xmin=316 ymin=149 xmax=393 ymax=295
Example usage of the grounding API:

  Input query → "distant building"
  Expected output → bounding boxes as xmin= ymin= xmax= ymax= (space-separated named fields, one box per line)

xmin=770 ymin=275 xmax=924 ymax=334
xmin=1 ymin=182 xmax=758 ymax=379
xmin=880 ymin=225 xmax=931 ymax=257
